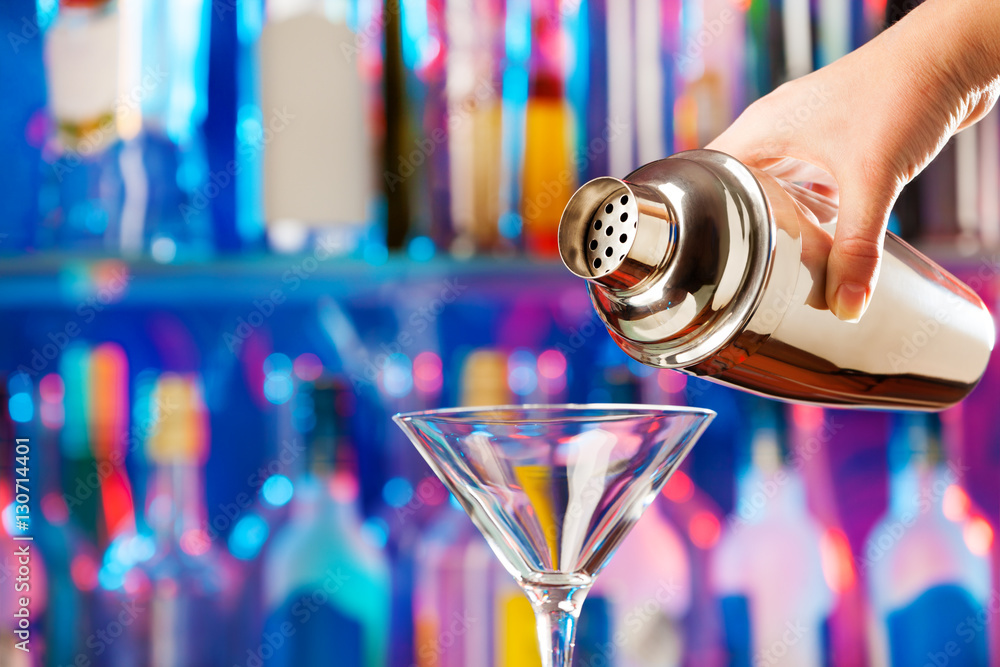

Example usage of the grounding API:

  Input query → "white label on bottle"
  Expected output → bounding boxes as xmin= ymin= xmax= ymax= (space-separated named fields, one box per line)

xmin=260 ymin=13 xmax=373 ymax=226
xmin=44 ymin=10 xmax=120 ymax=127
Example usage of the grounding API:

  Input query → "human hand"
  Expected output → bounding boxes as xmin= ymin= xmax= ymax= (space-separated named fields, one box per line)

xmin=707 ymin=0 xmax=999 ymax=322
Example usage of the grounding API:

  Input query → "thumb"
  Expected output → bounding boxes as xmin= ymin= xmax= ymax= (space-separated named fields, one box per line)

xmin=825 ymin=172 xmax=901 ymax=322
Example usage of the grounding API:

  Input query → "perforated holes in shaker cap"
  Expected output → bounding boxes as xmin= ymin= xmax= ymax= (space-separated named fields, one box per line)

xmin=585 ymin=190 xmax=637 ymax=276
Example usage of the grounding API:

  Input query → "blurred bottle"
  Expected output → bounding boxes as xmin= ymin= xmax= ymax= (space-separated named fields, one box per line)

xmin=412 ymin=349 xmax=506 ymax=666
xmin=520 ymin=0 xmax=574 ymax=257
xmin=444 ymin=0 xmax=507 ymax=256
xmin=263 ymin=377 xmax=390 ymax=666
xmin=226 ymin=355 xmax=301 ymax=658
xmin=39 ymin=0 xmax=215 ymax=260
xmin=864 ymin=414 xmax=991 ymax=667
xmin=34 ymin=371 xmax=102 ymax=665
xmin=37 ymin=0 xmax=125 ymax=253
xmin=103 ymin=373 xmax=235 ymax=667
xmin=258 ymin=0 xmax=380 ymax=257
xmin=585 ymin=364 xmax=694 ymax=667
xmin=711 ymin=401 xmax=835 ymax=667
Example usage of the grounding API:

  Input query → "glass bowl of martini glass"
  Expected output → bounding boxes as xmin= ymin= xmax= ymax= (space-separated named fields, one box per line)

xmin=394 ymin=404 xmax=714 ymax=667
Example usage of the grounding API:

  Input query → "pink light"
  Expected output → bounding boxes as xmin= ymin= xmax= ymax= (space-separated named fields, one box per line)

xmin=964 ymin=516 xmax=994 ymax=556
xmin=42 ymin=492 xmax=69 ymax=526
xmin=791 ymin=404 xmax=825 ymax=430
xmin=70 ymin=554 xmax=99 ymax=591
xmin=663 ymin=470 xmax=694 ymax=502
xmin=91 ymin=260 xmax=130 ymax=304
xmin=40 ymin=402 xmax=64 ymax=429
xmin=39 ymin=373 xmax=65 ymax=403
xmin=413 ymin=352 xmax=443 ymax=394
xmin=689 ymin=511 xmax=721 ymax=549
xmin=657 ymin=371 xmax=687 ymax=394
xmin=179 ymin=529 xmax=211 ymax=556
xmin=330 ymin=471 xmax=360 ymax=503
xmin=943 ymin=485 xmax=971 ymax=522
xmin=293 ymin=353 xmax=324 ymax=381
xmin=123 ymin=568 xmax=151 ymax=597
xmin=538 ymin=349 xmax=567 ymax=379
xmin=820 ymin=529 xmax=856 ymax=593
xmin=416 ymin=476 xmax=448 ymax=507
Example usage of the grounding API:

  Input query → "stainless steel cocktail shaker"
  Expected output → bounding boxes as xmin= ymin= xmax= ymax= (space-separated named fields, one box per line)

xmin=557 ymin=149 xmax=995 ymax=410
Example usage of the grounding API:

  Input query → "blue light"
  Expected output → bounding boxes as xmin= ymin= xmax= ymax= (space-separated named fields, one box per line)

xmin=407 ymin=235 xmax=436 ymax=262
xmin=1 ymin=503 xmax=14 ymax=535
xmin=36 ymin=0 xmax=58 ymax=31
xmin=362 ymin=517 xmax=389 ymax=549
xmin=98 ymin=564 xmax=125 ymax=591
xmin=383 ymin=354 xmax=413 ymax=398
xmin=364 ymin=243 xmax=389 ymax=266
xmin=9 ymin=393 xmax=33 ymax=423
xmin=449 ymin=494 xmax=463 ymax=512
xmin=383 ymin=477 xmax=414 ymax=509
xmin=499 ymin=213 xmax=523 ymax=239
xmin=261 ymin=475 xmax=294 ymax=508
xmin=508 ymin=350 xmax=537 ymax=396
xmin=7 ymin=374 xmax=30 ymax=394
xmin=263 ymin=374 xmax=294 ymax=405
xmin=127 ymin=534 xmax=156 ymax=563
xmin=229 ymin=513 xmax=270 ymax=561
xmin=263 ymin=353 xmax=293 ymax=375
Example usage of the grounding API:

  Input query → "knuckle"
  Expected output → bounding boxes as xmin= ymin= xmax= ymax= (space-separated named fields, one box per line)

xmin=835 ymin=235 xmax=882 ymax=265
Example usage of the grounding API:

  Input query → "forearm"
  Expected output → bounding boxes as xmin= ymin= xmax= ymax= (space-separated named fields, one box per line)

xmin=884 ymin=0 xmax=1000 ymax=113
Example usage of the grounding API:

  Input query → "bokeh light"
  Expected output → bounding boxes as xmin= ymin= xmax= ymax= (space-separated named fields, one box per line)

xmin=229 ymin=513 xmax=271 ymax=561
xmin=964 ymin=516 xmax=994 ymax=556
xmin=689 ymin=511 xmax=721 ymax=549
xmin=262 ymin=474 xmax=294 ymax=508
xmin=663 ymin=470 xmax=694 ymax=502
xmin=293 ymin=353 xmax=324 ymax=381
xmin=383 ymin=477 xmax=414 ymax=508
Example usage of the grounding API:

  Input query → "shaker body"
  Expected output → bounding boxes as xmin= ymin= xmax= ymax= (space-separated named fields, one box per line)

xmin=558 ymin=150 xmax=995 ymax=410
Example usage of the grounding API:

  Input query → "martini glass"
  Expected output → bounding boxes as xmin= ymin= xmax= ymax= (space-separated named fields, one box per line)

xmin=393 ymin=404 xmax=714 ymax=667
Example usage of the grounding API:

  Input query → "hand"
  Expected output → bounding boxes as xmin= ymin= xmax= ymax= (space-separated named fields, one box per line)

xmin=708 ymin=0 xmax=1000 ymax=322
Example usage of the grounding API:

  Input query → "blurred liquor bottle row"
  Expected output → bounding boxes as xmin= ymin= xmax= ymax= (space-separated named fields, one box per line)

xmin=1 ymin=338 xmax=994 ymax=665
xmin=2 ymin=0 xmax=997 ymax=261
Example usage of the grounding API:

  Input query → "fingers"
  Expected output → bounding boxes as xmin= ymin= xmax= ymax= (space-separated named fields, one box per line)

xmin=825 ymin=171 xmax=901 ymax=322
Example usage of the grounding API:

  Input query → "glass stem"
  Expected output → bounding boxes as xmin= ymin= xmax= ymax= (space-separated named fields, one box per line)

xmin=526 ymin=584 xmax=589 ymax=667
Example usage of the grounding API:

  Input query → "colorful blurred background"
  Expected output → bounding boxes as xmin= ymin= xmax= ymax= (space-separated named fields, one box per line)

xmin=0 ymin=0 xmax=998 ymax=665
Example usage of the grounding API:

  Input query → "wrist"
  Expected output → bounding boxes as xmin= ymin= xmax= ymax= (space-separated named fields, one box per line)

xmin=912 ymin=0 xmax=1000 ymax=92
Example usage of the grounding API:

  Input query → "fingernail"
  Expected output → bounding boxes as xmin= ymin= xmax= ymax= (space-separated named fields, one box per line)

xmin=833 ymin=283 xmax=869 ymax=323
